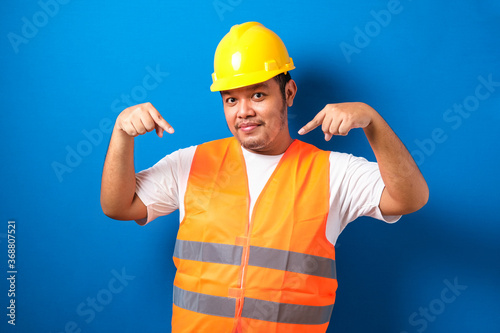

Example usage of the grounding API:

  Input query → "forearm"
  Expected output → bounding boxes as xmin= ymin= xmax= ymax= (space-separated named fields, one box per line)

xmin=363 ymin=109 xmax=429 ymax=215
xmin=100 ymin=125 xmax=145 ymax=220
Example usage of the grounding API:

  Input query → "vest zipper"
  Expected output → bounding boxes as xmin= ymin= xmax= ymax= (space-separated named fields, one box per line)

xmin=233 ymin=146 xmax=255 ymax=331
xmin=234 ymin=185 xmax=251 ymax=326
xmin=232 ymin=141 xmax=294 ymax=331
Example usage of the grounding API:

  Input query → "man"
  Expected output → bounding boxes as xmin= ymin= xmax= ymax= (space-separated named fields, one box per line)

xmin=101 ymin=22 xmax=428 ymax=332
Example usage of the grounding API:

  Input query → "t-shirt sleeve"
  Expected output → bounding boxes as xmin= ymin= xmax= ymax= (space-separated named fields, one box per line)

xmin=329 ymin=152 xmax=401 ymax=234
xmin=134 ymin=146 xmax=196 ymax=225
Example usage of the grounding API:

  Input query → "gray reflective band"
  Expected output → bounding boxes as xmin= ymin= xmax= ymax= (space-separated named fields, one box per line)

xmin=242 ymin=297 xmax=334 ymax=325
xmin=173 ymin=240 xmax=336 ymax=279
xmin=173 ymin=285 xmax=236 ymax=318
xmin=248 ymin=246 xmax=336 ymax=279
xmin=173 ymin=286 xmax=334 ymax=325
xmin=173 ymin=239 xmax=243 ymax=266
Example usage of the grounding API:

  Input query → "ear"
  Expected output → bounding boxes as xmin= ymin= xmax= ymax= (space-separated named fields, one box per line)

xmin=285 ymin=79 xmax=297 ymax=107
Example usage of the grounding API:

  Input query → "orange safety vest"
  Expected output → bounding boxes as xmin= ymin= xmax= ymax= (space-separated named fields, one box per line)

xmin=172 ymin=137 xmax=337 ymax=333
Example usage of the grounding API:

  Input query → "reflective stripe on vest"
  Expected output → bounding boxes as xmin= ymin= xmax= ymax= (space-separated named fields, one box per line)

xmin=173 ymin=285 xmax=334 ymax=325
xmin=172 ymin=137 xmax=336 ymax=333
xmin=174 ymin=239 xmax=337 ymax=279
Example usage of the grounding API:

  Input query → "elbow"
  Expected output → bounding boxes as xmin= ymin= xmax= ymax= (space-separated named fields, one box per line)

xmin=410 ymin=192 xmax=429 ymax=214
xmin=101 ymin=202 xmax=119 ymax=220
xmin=101 ymin=206 xmax=131 ymax=221
xmin=421 ymin=186 xmax=430 ymax=209
xmin=405 ymin=184 xmax=430 ymax=214
xmin=383 ymin=185 xmax=429 ymax=216
xmin=415 ymin=181 xmax=430 ymax=211
xmin=100 ymin=196 xmax=125 ymax=220
xmin=100 ymin=193 xmax=146 ymax=221
xmin=101 ymin=208 xmax=117 ymax=220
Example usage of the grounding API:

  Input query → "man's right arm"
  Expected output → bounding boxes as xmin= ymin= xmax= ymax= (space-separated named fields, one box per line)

xmin=100 ymin=102 xmax=174 ymax=221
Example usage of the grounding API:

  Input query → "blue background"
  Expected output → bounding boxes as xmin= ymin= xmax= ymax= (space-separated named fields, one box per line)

xmin=1 ymin=0 xmax=499 ymax=332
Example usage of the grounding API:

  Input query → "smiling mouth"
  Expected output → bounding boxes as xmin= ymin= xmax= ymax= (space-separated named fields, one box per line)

xmin=239 ymin=124 xmax=259 ymax=132
xmin=237 ymin=122 xmax=263 ymax=133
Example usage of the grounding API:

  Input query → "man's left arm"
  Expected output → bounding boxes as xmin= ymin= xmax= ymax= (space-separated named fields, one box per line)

xmin=299 ymin=102 xmax=429 ymax=216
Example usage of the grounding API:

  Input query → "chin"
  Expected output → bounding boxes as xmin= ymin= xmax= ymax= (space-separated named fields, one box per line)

xmin=238 ymin=136 xmax=268 ymax=151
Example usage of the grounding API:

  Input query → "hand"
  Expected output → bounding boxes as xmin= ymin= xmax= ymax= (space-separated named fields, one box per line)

xmin=115 ymin=102 xmax=174 ymax=138
xmin=298 ymin=102 xmax=375 ymax=141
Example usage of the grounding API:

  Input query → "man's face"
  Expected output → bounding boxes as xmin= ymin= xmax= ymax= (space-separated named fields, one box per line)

xmin=221 ymin=78 xmax=295 ymax=155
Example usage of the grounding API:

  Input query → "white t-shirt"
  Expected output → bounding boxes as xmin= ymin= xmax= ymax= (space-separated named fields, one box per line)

xmin=135 ymin=144 xmax=400 ymax=246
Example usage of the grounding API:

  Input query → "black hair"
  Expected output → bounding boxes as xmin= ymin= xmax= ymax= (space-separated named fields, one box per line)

xmin=273 ymin=72 xmax=292 ymax=102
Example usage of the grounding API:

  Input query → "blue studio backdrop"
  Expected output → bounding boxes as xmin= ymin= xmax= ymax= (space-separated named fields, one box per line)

xmin=1 ymin=0 xmax=499 ymax=332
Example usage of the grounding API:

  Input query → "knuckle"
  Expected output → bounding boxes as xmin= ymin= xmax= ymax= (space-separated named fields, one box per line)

xmin=124 ymin=118 xmax=133 ymax=127
xmin=126 ymin=128 xmax=137 ymax=136
xmin=140 ymin=105 xmax=149 ymax=115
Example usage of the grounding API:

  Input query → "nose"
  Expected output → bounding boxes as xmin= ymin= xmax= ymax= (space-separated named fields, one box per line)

xmin=237 ymin=98 xmax=256 ymax=118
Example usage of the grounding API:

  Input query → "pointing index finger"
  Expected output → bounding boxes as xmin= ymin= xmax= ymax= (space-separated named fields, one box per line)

xmin=155 ymin=113 xmax=174 ymax=134
xmin=147 ymin=106 xmax=174 ymax=137
xmin=298 ymin=111 xmax=325 ymax=135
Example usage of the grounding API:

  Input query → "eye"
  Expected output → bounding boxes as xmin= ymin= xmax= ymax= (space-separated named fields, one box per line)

xmin=253 ymin=92 xmax=265 ymax=100
xmin=226 ymin=97 xmax=236 ymax=104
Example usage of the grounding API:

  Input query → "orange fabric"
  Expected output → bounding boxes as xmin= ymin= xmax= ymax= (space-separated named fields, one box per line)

xmin=174 ymin=260 xmax=242 ymax=298
xmin=172 ymin=137 xmax=336 ymax=332
xmin=238 ymin=317 xmax=330 ymax=333
xmin=244 ymin=266 xmax=337 ymax=307
xmin=172 ymin=304 xmax=235 ymax=332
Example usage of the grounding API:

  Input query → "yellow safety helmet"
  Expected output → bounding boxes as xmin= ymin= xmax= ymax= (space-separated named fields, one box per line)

xmin=210 ymin=22 xmax=295 ymax=92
